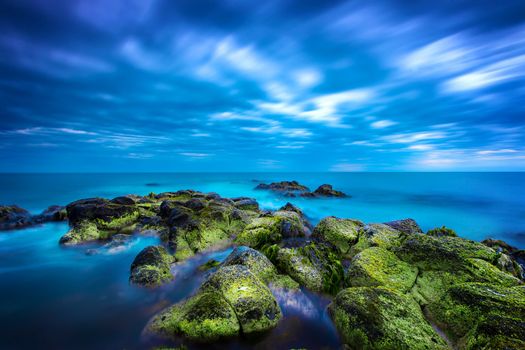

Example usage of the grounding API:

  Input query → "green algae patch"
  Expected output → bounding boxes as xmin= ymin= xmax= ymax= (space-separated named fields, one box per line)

xmin=346 ymin=247 xmax=418 ymax=293
xmin=235 ymin=217 xmax=284 ymax=249
xmin=59 ymin=221 xmax=100 ymax=244
xmin=130 ymin=245 xmax=173 ymax=287
xmin=221 ymin=246 xmax=278 ymax=283
xmin=350 ymin=223 xmax=404 ymax=256
xmin=270 ymin=274 xmax=301 ymax=290
xmin=329 ymin=287 xmax=447 ymax=350
xmin=148 ymin=291 xmax=240 ymax=341
xmin=199 ymin=259 xmax=221 ymax=271
xmin=275 ymin=242 xmax=344 ymax=294
xmin=426 ymin=282 xmax=525 ymax=348
xmin=200 ymin=265 xmax=282 ymax=334
xmin=394 ymin=234 xmax=498 ymax=271
xmin=427 ymin=226 xmax=457 ymax=238
xmin=312 ymin=216 xmax=363 ymax=257
xmin=94 ymin=209 xmax=140 ymax=231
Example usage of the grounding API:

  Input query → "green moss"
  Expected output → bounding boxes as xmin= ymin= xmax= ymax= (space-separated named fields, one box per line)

xmin=235 ymin=217 xmax=283 ymax=249
xmin=94 ymin=209 xmax=140 ymax=230
xmin=275 ymin=243 xmax=344 ymax=294
xmin=312 ymin=217 xmax=363 ymax=257
xmin=394 ymin=234 xmax=498 ymax=271
xmin=426 ymin=282 xmax=525 ymax=346
xmin=350 ymin=224 xmax=404 ymax=256
xmin=329 ymin=287 xmax=447 ymax=349
xmin=270 ymin=274 xmax=300 ymax=290
xmin=148 ymin=291 xmax=240 ymax=341
xmin=199 ymin=259 xmax=221 ymax=271
xmin=346 ymin=247 xmax=418 ymax=293
xmin=59 ymin=221 xmax=100 ymax=244
xmin=200 ymin=265 xmax=282 ymax=334
xmin=221 ymin=246 xmax=278 ymax=283
xmin=427 ymin=226 xmax=457 ymax=237
xmin=130 ymin=245 xmax=173 ymax=287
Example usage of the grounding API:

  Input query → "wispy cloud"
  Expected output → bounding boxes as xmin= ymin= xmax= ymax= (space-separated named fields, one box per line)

xmin=371 ymin=119 xmax=397 ymax=129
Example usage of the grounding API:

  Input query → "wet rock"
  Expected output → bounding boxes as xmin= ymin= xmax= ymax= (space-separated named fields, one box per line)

xmin=130 ymin=245 xmax=173 ymax=287
xmin=384 ymin=218 xmax=423 ymax=235
xmin=200 ymin=265 xmax=282 ymax=334
xmin=0 ymin=205 xmax=32 ymax=230
xmin=255 ymin=180 xmax=310 ymax=193
xmin=329 ymin=287 xmax=447 ymax=349
xmin=148 ymin=291 xmax=240 ymax=341
xmin=350 ymin=223 xmax=404 ymax=255
xmin=311 ymin=184 xmax=347 ymax=198
xmin=273 ymin=241 xmax=344 ymax=294
xmin=222 ymin=246 xmax=278 ymax=283
xmin=427 ymin=283 xmax=525 ymax=349
xmin=198 ymin=259 xmax=221 ymax=271
xmin=346 ymin=247 xmax=418 ymax=293
xmin=232 ymin=198 xmax=259 ymax=211
xmin=35 ymin=205 xmax=67 ymax=223
xmin=312 ymin=217 xmax=363 ymax=257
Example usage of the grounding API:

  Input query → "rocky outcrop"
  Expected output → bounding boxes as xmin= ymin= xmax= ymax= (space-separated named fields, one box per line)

xmin=254 ymin=181 xmax=348 ymax=198
xmin=1 ymin=204 xmax=67 ymax=230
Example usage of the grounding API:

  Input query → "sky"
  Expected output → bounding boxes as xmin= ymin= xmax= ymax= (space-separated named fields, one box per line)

xmin=1 ymin=0 xmax=525 ymax=172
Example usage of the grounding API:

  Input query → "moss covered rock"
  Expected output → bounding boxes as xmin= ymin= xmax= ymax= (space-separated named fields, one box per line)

xmin=200 ymin=265 xmax=282 ymax=334
xmin=312 ymin=217 xmax=363 ymax=257
xmin=274 ymin=242 xmax=344 ymax=294
xmin=148 ymin=291 xmax=240 ymax=341
xmin=384 ymin=218 xmax=423 ymax=235
xmin=350 ymin=223 xmax=404 ymax=255
xmin=329 ymin=286 xmax=447 ymax=349
xmin=346 ymin=247 xmax=418 ymax=293
xmin=394 ymin=234 xmax=498 ymax=271
xmin=234 ymin=211 xmax=307 ymax=249
xmin=0 ymin=205 xmax=33 ymax=230
xmin=221 ymin=246 xmax=278 ymax=283
xmin=59 ymin=221 xmax=100 ymax=244
xmin=427 ymin=226 xmax=457 ymax=237
xmin=130 ymin=245 xmax=173 ymax=287
xmin=426 ymin=282 xmax=525 ymax=349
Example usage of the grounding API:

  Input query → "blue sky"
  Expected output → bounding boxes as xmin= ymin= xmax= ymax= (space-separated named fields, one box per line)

xmin=1 ymin=0 xmax=525 ymax=172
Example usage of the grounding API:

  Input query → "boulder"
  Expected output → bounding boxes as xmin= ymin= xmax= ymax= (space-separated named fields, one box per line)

xmin=254 ymin=180 xmax=310 ymax=193
xmin=426 ymin=283 xmax=525 ymax=349
xmin=346 ymin=247 xmax=418 ymax=293
xmin=148 ymin=291 xmax=240 ymax=341
xmin=311 ymin=184 xmax=347 ymax=197
xmin=329 ymin=287 xmax=447 ymax=349
xmin=350 ymin=223 xmax=404 ymax=255
xmin=200 ymin=265 xmax=282 ymax=334
xmin=130 ymin=245 xmax=173 ymax=287
xmin=0 ymin=205 xmax=32 ymax=230
xmin=312 ymin=216 xmax=363 ymax=257
xmin=384 ymin=218 xmax=423 ymax=235
xmin=221 ymin=246 xmax=278 ymax=283
xmin=34 ymin=205 xmax=67 ymax=222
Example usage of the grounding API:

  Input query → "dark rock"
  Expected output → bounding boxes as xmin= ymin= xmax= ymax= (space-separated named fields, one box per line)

xmin=111 ymin=195 xmax=138 ymax=205
xmin=233 ymin=198 xmax=259 ymax=211
xmin=311 ymin=184 xmax=347 ymax=197
xmin=34 ymin=205 xmax=67 ymax=223
xmin=130 ymin=245 xmax=173 ymax=287
xmin=0 ymin=205 xmax=32 ymax=230
xmin=384 ymin=218 xmax=423 ymax=235
xmin=255 ymin=180 xmax=310 ymax=193
xmin=66 ymin=197 xmax=135 ymax=226
xmin=183 ymin=198 xmax=206 ymax=211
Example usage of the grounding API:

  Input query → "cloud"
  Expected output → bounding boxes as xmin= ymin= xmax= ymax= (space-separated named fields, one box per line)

xmin=382 ymin=131 xmax=448 ymax=144
xmin=370 ymin=119 xmax=397 ymax=129
xmin=293 ymin=68 xmax=322 ymax=88
xmin=179 ymin=152 xmax=212 ymax=158
xmin=477 ymin=149 xmax=517 ymax=155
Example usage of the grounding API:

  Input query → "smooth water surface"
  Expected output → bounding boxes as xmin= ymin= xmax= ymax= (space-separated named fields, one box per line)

xmin=0 ymin=172 xmax=524 ymax=349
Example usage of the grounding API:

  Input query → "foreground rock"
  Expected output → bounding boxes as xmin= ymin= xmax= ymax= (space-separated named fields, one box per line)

xmin=329 ymin=287 xmax=447 ymax=349
xmin=1 ymin=204 xmax=67 ymax=230
xmin=254 ymin=180 xmax=348 ymax=198
xmin=148 ymin=252 xmax=282 ymax=342
xmin=130 ymin=245 xmax=174 ymax=287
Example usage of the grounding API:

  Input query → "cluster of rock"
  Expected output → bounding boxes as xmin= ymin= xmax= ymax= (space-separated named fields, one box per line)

xmin=8 ymin=189 xmax=524 ymax=349
xmin=255 ymin=181 xmax=348 ymax=198
xmin=0 ymin=204 xmax=67 ymax=230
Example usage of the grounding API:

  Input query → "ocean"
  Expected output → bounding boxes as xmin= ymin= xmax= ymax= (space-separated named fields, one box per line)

xmin=0 ymin=172 xmax=524 ymax=349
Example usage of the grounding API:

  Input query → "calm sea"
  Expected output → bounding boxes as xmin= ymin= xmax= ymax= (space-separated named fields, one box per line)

xmin=0 ymin=172 xmax=524 ymax=349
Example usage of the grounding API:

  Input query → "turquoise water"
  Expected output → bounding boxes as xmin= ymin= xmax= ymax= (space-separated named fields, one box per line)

xmin=0 ymin=172 xmax=524 ymax=349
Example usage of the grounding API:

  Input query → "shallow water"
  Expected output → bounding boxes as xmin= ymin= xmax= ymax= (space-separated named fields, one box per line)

xmin=0 ymin=172 xmax=524 ymax=349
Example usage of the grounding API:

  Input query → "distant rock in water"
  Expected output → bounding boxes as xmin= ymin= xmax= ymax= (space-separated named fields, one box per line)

xmin=145 ymin=183 xmax=160 ymax=187
xmin=255 ymin=181 xmax=348 ymax=198
xmin=0 ymin=204 xmax=67 ymax=230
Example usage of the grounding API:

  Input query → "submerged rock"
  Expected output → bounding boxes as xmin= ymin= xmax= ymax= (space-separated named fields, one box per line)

xmin=254 ymin=180 xmax=310 ymax=193
xmin=329 ymin=287 xmax=447 ymax=349
xmin=1 ymin=204 xmax=66 ymax=230
xmin=130 ymin=245 xmax=173 ymax=287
